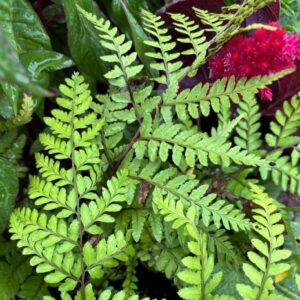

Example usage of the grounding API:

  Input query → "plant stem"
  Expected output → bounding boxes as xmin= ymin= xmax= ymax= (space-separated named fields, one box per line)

xmin=70 ymin=87 xmax=86 ymax=300
xmin=101 ymin=129 xmax=114 ymax=168
xmin=116 ymin=128 xmax=140 ymax=164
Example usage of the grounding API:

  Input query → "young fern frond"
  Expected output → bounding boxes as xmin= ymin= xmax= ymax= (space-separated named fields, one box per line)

xmin=77 ymin=4 xmax=145 ymax=159
xmin=193 ymin=8 xmax=227 ymax=32
xmin=265 ymin=92 xmax=300 ymax=149
xmin=0 ymin=95 xmax=34 ymax=132
xmin=163 ymin=70 xmax=292 ymax=118
xmin=142 ymin=9 xmax=185 ymax=84
xmin=170 ymin=13 xmax=208 ymax=76
xmin=234 ymin=95 xmax=262 ymax=153
xmin=236 ymin=183 xmax=291 ymax=300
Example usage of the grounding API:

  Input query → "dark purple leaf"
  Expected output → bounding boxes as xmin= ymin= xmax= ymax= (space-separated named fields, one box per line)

xmin=157 ymin=0 xmax=224 ymax=15
xmin=261 ymin=60 xmax=300 ymax=116
xmin=245 ymin=1 xmax=280 ymax=25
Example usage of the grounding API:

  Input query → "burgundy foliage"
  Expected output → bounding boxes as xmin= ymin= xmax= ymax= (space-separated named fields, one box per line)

xmin=159 ymin=0 xmax=300 ymax=114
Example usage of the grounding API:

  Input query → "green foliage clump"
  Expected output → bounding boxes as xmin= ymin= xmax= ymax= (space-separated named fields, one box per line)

xmin=0 ymin=0 xmax=299 ymax=299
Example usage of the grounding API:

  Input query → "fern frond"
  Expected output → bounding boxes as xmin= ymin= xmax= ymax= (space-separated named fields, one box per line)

xmin=163 ymin=70 xmax=291 ymax=118
xmin=10 ymin=208 xmax=79 ymax=254
xmin=142 ymin=9 xmax=185 ymax=84
xmin=153 ymin=198 xmax=225 ymax=300
xmin=80 ymin=170 xmax=129 ymax=235
xmin=9 ymin=73 xmax=134 ymax=295
xmin=83 ymin=231 xmax=133 ymax=280
xmin=170 ymin=13 xmax=208 ymax=75
xmin=193 ymin=8 xmax=227 ymax=32
xmin=266 ymin=92 xmax=300 ymax=148
xmin=260 ymin=151 xmax=300 ymax=195
xmin=234 ymin=95 xmax=262 ymax=153
xmin=129 ymin=163 xmax=250 ymax=231
xmin=77 ymin=6 xmax=143 ymax=89
xmin=0 ymin=95 xmax=34 ymax=132
xmin=135 ymin=120 xmax=266 ymax=168
xmin=236 ymin=183 xmax=291 ymax=300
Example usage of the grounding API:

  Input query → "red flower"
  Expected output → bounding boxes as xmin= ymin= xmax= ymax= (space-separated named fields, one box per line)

xmin=209 ymin=23 xmax=300 ymax=101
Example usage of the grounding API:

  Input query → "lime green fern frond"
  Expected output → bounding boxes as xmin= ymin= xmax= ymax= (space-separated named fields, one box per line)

xmin=153 ymin=198 xmax=231 ymax=300
xmin=9 ymin=73 xmax=133 ymax=296
xmin=236 ymin=183 xmax=291 ymax=300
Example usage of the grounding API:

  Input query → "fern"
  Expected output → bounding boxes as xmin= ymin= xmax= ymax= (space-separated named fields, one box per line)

xmin=142 ymin=9 xmax=186 ymax=84
xmin=9 ymin=74 xmax=133 ymax=297
xmin=153 ymin=197 xmax=231 ymax=300
xmin=234 ymin=95 xmax=263 ymax=153
xmin=236 ymin=183 xmax=291 ymax=300
xmin=128 ymin=162 xmax=250 ymax=232
xmin=259 ymin=94 xmax=300 ymax=195
xmin=170 ymin=12 xmax=208 ymax=76
xmin=260 ymin=151 xmax=300 ymax=195
xmin=135 ymin=118 xmax=266 ymax=168
xmin=7 ymin=3 xmax=300 ymax=299
xmin=266 ymin=92 xmax=300 ymax=149
xmin=193 ymin=7 xmax=227 ymax=33
xmin=162 ymin=70 xmax=292 ymax=118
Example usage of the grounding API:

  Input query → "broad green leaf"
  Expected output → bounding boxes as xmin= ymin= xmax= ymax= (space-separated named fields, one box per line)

xmin=0 ymin=158 xmax=18 ymax=233
xmin=0 ymin=0 xmax=52 ymax=115
xmin=64 ymin=0 xmax=109 ymax=81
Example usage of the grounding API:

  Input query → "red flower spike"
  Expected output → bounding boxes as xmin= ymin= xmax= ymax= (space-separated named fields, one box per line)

xmin=209 ymin=23 xmax=300 ymax=101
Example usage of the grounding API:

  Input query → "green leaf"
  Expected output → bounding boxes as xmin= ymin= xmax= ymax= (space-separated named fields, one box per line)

xmin=0 ymin=158 xmax=18 ymax=233
xmin=0 ymin=0 xmax=52 ymax=114
xmin=64 ymin=0 xmax=109 ymax=81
